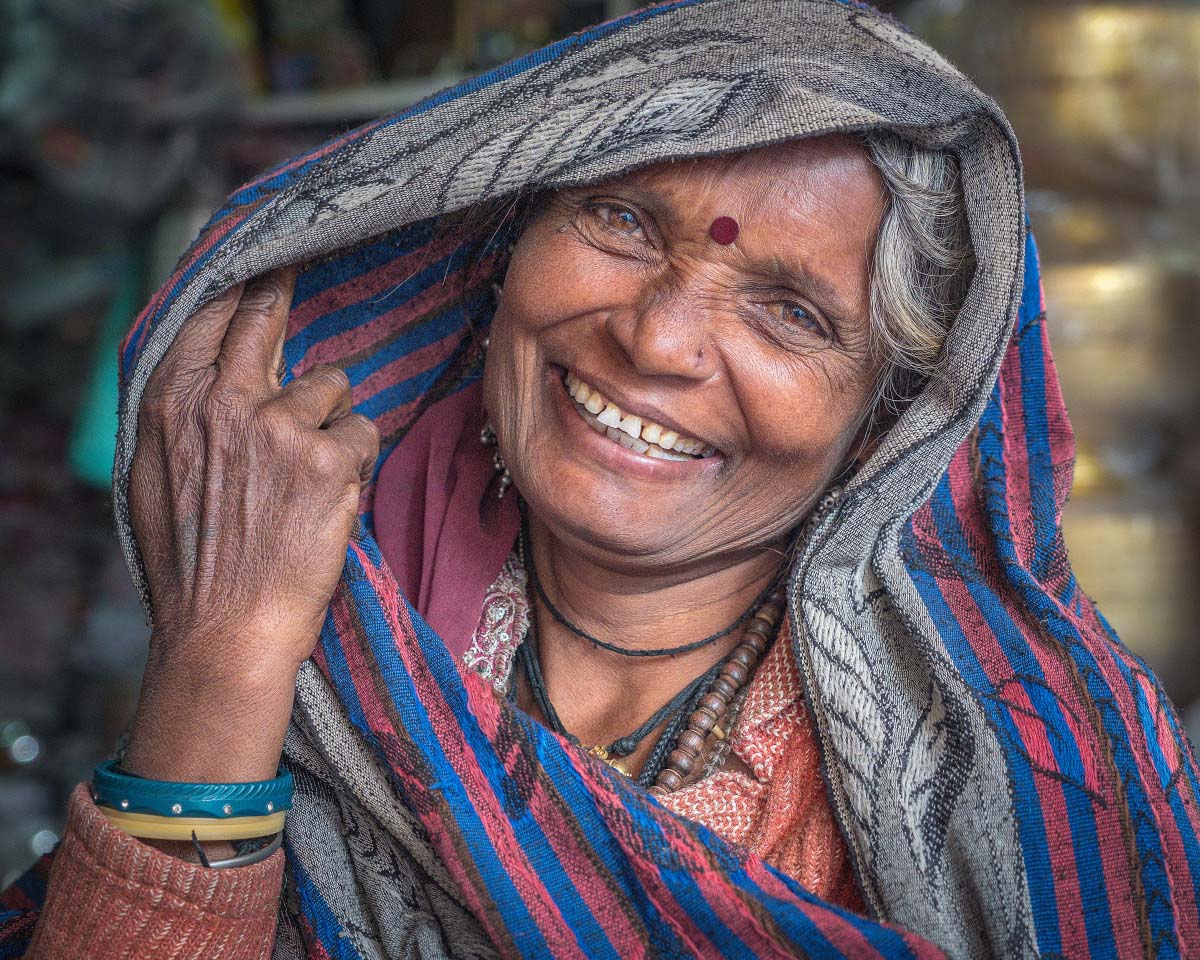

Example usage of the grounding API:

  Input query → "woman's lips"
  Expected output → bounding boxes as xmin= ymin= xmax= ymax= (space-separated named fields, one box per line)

xmin=563 ymin=371 xmax=716 ymax=460
xmin=548 ymin=367 xmax=722 ymax=480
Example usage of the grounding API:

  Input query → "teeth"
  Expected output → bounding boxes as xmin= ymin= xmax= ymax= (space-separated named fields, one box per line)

xmin=597 ymin=403 xmax=622 ymax=428
xmin=562 ymin=371 xmax=714 ymax=461
xmin=646 ymin=446 xmax=691 ymax=461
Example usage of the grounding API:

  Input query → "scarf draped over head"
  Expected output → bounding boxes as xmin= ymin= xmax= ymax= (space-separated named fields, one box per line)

xmin=4 ymin=1 xmax=1200 ymax=957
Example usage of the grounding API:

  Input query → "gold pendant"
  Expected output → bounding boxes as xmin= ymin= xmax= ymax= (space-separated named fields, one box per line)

xmin=587 ymin=744 xmax=632 ymax=777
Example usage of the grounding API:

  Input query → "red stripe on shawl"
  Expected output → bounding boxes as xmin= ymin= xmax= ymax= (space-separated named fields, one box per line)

xmin=368 ymin=337 xmax=483 ymax=444
xmin=742 ymin=858 xmax=909 ymax=959
xmin=997 ymin=334 xmax=1037 ymax=577
xmin=286 ymin=231 xmax=467 ymax=339
xmin=0 ymin=885 xmax=35 ymax=912
xmin=398 ymin=564 xmax=834 ymax=957
xmin=350 ymin=328 xmax=468 ymax=407
xmin=326 ymin=588 xmax=537 ymax=954
xmin=943 ymin=449 xmax=1093 ymax=955
xmin=1138 ymin=671 xmax=1182 ymax=786
xmin=343 ymin=549 xmax=586 ymax=956
xmin=459 ymin=682 xmax=691 ymax=955
xmin=1033 ymin=322 xmax=1077 ymax=600
xmin=1096 ymin=635 xmax=1200 ymax=944
xmin=293 ymin=252 xmax=501 ymax=372
xmin=996 ymin=357 xmax=1114 ymax=805
xmin=998 ymin=336 xmax=1163 ymax=951
xmin=122 ymin=208 xmax=250 ymax=359
xmin=295 ymin=912 xmax=336 ymax=960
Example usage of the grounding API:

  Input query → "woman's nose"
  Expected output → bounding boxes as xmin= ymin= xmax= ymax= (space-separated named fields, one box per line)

xmin=604 ymin=287 xmax=718 ymax=382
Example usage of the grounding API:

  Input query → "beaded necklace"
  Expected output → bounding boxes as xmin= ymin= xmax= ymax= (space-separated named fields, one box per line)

xmin=513 ymin=517 xmax=786 ymax=791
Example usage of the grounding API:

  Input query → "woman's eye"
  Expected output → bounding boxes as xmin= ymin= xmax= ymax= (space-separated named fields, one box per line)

xmin=589 ymin=203 xmax=645 ymax=239
xmin=775 ymin=301 xmax=830 ymax=339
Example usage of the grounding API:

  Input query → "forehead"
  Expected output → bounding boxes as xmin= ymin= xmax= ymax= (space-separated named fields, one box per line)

xmin=621 ymin=135 xmax=886 ymax=246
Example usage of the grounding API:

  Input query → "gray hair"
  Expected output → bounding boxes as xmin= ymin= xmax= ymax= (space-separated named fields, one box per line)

xmin=859 ymin=131 xmax=975 ymax=433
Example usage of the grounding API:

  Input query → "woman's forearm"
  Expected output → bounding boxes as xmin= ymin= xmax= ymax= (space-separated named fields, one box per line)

xmin=122 ymin=638 xmax=300 ymax=784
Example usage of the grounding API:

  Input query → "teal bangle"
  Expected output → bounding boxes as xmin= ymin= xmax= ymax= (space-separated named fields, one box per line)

xmin=92 ymin=760 xmax=292 ymax=819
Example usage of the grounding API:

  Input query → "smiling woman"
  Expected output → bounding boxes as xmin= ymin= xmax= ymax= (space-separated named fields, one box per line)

xmin=5 ymin=1 xmax=1200 ymax=959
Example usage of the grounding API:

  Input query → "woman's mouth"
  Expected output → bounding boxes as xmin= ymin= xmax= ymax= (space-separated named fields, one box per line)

xmin=563 ymin=372 xmax=716 ymax=462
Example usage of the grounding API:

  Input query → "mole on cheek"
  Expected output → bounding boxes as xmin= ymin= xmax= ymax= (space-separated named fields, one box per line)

xmin=709 ymin=216 xmax=739 ymax=245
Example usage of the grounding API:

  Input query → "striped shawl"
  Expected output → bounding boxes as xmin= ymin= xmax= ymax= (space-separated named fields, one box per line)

xmin=4 ymin=0 xmax=1200 ymax=957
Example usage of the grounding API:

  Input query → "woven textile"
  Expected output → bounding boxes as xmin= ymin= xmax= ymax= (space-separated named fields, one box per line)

xmin=4 ymin=0 xmax=1200 ymax=956
xmin=462 ymin=557 xmax=862 ymax=905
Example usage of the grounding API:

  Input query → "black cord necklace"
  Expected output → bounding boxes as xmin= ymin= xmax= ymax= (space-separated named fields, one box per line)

xmin=520 ymin=510 xmax=778 ymax=658
xmin=514 ymin=511 xmax=784 ymax=785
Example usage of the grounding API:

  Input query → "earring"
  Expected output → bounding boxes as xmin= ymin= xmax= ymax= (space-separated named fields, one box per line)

xmin=480 ymin=422 xmax=513 ymax=499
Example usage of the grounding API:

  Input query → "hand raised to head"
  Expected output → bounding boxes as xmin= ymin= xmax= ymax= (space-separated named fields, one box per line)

xmin=124 ymin=267 xmax=379 ymax=783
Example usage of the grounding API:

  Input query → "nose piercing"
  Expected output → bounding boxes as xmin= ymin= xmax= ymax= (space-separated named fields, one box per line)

xmin=709 ymin=216 xmax=739 ymax=245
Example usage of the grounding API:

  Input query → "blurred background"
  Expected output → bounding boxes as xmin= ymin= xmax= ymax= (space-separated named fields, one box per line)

xmin=1 ymin=0 xmax=1197 ymax=883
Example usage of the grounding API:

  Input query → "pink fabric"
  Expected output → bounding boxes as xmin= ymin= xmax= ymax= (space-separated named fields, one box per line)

xmin=372 ymin=381 xmax=520 ymax=656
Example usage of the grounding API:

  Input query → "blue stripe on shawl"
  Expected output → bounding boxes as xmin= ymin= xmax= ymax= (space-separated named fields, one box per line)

xmin=521 ymin=725 xmax=698 ymax=956
xmin=287 ymin=855 xmax=366 ymax=959
xmin=1013 ymin=301 xmax=1057 ymax=588
xmin=906 ymin=477 xmax=1062 ymax=958
xmin=975 ymin=392 xmax=1118 ymax=959
xmin=1094 ymin=643 xmax=1189 ymax=958
xmin=402 ymin=604 xmax=637 ymax=959
xmin=1017 ymin=232 xmax=1078 ymax=605
xmin=283 ymin=259 xmax=476 ymax=377
xmin=356 ymin=595 xmax=556 ymax=957
xmin=407 ymin=593 xmax=778 ymax=958
xmin=0 ymin=915 xmax=31 ymax=960
xmin=986 ymin=507 xmax=1181 ymax=957
xmin=608 ymin=789 xmax=758 ymax=957
xmin=315 ymin=601 xmax=385 ymax=761
xmin=1144 ymin=670 xmax=1200 ymax=922
xmin=291 ymin=220 xmax=439 ymax=308
xmin=343 ymin=295 xmax=485 ymax=386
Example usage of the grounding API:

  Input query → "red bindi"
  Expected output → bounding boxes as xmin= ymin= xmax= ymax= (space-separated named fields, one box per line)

xmin=708 ymin=216 xmax=739 ymax=245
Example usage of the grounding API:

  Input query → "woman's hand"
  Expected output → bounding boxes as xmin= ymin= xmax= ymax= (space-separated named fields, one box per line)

xmin=122 ymin=269 xmax=379 ymax=784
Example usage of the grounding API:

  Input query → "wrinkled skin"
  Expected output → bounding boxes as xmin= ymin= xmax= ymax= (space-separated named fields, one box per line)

xmin=485 ymin=135 xmax=886 ymax=760
xmin=123 ymin=269 xmax=378 ymax=793
xmin=123 ymin=134 xmax=886 ymax=816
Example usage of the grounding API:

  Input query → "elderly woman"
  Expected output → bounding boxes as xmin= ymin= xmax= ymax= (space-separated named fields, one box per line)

xmin=5 ymin=1 xmax=1200 ymax=958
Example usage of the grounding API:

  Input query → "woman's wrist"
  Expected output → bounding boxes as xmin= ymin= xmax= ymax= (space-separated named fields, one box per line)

xmin=123 ymin=642 xmax=302 ymax=784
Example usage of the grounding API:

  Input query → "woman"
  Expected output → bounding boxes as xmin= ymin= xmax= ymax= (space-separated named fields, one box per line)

xmin=4 ymin=1 xmax=1200 ymax=957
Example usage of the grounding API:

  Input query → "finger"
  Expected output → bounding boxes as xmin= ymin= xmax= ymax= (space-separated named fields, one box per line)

xmin=274 ymin=364 xmax=353 ymax=428
xmin=150 ymin=282 xmax=245 ymax=385
xmin=216 ymin=266 xmax=297 ymax=392
xmin=324 ymin=413 xmax=380 ymax=483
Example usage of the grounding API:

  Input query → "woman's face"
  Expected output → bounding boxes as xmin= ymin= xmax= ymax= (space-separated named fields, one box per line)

xmin=483 ymin=134 xmax=886 ymax=570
